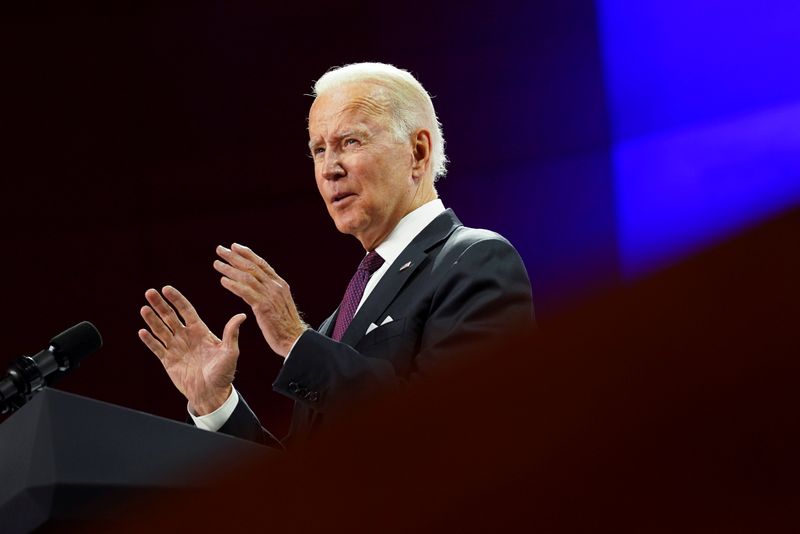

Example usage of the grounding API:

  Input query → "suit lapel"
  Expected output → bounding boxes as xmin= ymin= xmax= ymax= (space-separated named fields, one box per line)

xmin=341 ymin=249 xmax=427 ymax=348
xmin=318 ymin=309 xmax=337 ymax=336
xmin=340 ymin=209 xmax=462 ymax=348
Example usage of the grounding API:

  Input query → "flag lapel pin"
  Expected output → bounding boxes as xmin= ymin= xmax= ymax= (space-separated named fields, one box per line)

xmin=398 ymin=261 xmax=412 ymax=272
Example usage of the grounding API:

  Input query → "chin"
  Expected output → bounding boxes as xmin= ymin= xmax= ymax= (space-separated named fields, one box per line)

xmin=331 ymin=215 xmax=359 ymax=236
xmin=338 ymin=216 xmax=372 ymax=241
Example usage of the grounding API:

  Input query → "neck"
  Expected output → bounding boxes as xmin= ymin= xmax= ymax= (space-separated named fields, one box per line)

xmin=358 ymin=184 xmax=438 ymax=251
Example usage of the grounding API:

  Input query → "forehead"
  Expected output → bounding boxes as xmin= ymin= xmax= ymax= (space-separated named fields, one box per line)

xmin=308 ymin=83 xmax=390 ymax=137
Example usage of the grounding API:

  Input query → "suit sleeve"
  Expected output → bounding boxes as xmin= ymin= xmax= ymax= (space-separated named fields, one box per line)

xmin=272 ymin=237 xmax=534 ymax=415
xmin=216 ymin=391 xmax=285 ymax=449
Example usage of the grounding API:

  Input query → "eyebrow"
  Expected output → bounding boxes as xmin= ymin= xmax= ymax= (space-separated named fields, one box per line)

xmin=307 ymin=128 xmax=370 ymax=151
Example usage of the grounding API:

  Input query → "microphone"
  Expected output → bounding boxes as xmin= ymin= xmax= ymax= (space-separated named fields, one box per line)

xmin=0 ymin=321 xmax=102 ymax=413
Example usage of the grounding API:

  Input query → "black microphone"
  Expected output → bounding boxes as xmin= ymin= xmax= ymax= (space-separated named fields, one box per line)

xmin=0 ymin=321 xmax=102 ymax=413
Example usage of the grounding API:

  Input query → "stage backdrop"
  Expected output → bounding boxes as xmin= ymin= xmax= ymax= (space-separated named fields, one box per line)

xmin=2 ymin=2 xmax=798 ymax=434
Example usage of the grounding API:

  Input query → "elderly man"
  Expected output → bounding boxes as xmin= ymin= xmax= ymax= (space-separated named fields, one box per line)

xmin=139 ymin=63 xmax=533 ymax=448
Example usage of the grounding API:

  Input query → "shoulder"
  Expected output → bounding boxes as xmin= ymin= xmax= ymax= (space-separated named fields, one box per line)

xmin=425 ymin=222 xmax=535 ymax=327
xmin=449 ymin=225 xmax=511 ymax=249
xmin=437 ymin=224 xmax=521 ymax=266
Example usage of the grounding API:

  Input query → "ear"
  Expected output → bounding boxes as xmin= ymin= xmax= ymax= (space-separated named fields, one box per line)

xmin=410 ymin=129 xmax=433 ymax=181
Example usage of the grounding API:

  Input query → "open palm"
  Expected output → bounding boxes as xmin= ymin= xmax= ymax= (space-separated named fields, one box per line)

xmin=138 ymin=285 xmax=246 ymax=415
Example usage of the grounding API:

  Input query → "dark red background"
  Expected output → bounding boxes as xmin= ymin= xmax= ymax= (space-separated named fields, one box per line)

xmin=1 ymin=3 xmax=615 ymax=434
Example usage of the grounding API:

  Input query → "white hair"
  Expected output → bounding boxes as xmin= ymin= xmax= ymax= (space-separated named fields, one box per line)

xmin=312 ymin=62 xmax=448 ymax=181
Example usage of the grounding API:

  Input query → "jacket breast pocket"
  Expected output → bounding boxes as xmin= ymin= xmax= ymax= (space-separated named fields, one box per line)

xmin=357 ymin=318 xmax=417 ymax=377
xmin=357 ymin=317 xmax=407 ymax=350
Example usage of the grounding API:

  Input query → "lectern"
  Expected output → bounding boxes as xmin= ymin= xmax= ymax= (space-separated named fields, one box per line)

xmin=0 ymin=388 xmax=269 ymax=533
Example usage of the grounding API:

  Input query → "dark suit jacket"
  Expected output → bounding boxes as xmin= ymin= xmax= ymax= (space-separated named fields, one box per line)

xmin=219 ymin=209 xmax=534 ymax=448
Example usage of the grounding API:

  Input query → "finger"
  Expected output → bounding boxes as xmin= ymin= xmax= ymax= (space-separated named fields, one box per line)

xmin=213 ymin=259 xmax=263 ymax=287
xmin=138 ymin=328 xmax=166 ymax=360
xmin=217 ymin=245 xmax=269 ymax=283
xmin=140 ymin=305 xmax=174 ymax=347
xmin=231 ymin=242 xmax=275 ymax=275
xmin=144 ymin=288 xmax=183 ymax=332
xmin=231 ymin=243 xmax=283 ymax=282
xmin=222 ymin=313 xmax=247 ymax=351
xmin=162 ymin=285 xmax=203 ymax=326
xmin=220 ymin=276 xmax=261 ymax=307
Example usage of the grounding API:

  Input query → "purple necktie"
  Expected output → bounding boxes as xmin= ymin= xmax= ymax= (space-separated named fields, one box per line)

xmin=331 ymin=251 xmax=385 ymax=342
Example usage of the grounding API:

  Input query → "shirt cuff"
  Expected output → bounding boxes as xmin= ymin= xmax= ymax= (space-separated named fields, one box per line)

xmin=188 ymin=387 xmax=239 ymax=432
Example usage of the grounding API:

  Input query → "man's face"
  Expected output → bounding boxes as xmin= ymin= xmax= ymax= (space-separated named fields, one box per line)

xmin=308 ymin=83 xmax=419 ymax=251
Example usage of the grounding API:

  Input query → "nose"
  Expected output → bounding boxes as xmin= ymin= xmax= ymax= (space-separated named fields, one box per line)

xmin=320 ymin=150 xmax=345 ymax=181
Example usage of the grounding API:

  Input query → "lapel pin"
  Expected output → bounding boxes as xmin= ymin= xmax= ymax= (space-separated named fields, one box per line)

xmin=398 ymin=261 xmax=412 ymax=272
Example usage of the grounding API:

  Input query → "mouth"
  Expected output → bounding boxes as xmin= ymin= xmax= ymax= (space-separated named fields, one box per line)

xmin=332 ymin=192 xmax=356 ymax=206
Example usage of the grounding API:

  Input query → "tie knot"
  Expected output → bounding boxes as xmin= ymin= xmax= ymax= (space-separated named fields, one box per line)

xmin=358 ymin=251 xmax=384 ymax=275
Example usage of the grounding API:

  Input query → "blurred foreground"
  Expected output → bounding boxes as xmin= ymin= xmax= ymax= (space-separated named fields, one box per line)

xmin=72 ymin=207 xmax=799 ymax=533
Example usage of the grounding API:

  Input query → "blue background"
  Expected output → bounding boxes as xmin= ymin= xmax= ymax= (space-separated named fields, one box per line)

xmin=598 ymin=0 xmax=800 ymax=276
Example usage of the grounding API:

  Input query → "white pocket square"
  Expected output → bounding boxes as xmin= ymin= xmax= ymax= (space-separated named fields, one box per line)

xmin=366 ymin=315 xmax=394 ymax=335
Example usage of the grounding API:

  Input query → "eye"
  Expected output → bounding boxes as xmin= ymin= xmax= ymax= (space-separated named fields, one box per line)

xmin=344 ymin=138 xmax=360 ymax=147
xmin=312 ymin=146 xmax=325 ymax=157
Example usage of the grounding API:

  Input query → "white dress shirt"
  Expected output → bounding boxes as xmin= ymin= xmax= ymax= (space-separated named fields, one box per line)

xmin=191 ymin=199 xmax=446 ymax=432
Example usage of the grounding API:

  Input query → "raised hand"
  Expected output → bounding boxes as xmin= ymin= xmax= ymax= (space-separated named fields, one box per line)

xmin=213 ymin=243 xmax=308 ymax=358
xmin=138 ymin=285 xmax=246 ymax=415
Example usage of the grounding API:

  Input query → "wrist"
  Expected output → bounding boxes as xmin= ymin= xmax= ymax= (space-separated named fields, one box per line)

xmin=190 ymin=384 xmax=233 ymax=416
xmin=278 ymin=324 xmax=308 ymax=358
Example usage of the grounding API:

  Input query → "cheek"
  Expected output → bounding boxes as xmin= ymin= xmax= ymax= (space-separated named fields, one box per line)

xmin=313 ymin=162 xmax=323 ymax=187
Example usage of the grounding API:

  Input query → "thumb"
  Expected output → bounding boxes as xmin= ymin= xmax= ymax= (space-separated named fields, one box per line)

xmin=222 ymin=313 xmax=247 ymax=350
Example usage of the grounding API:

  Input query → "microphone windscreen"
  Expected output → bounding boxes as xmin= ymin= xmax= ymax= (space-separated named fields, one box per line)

xmin=49 ymin=321 xmax=103 ymax=366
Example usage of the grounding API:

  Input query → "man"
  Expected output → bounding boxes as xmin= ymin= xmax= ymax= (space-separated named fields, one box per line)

xmin=138 ymin=63 xmax=533 ymax=448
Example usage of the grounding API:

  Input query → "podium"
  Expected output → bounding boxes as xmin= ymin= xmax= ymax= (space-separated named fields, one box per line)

xmin=0 ymin=388 xmax=270 ymax=533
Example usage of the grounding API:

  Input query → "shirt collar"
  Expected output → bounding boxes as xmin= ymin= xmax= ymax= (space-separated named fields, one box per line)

xmin=374 ymin=199 xmax=446 ymax=267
